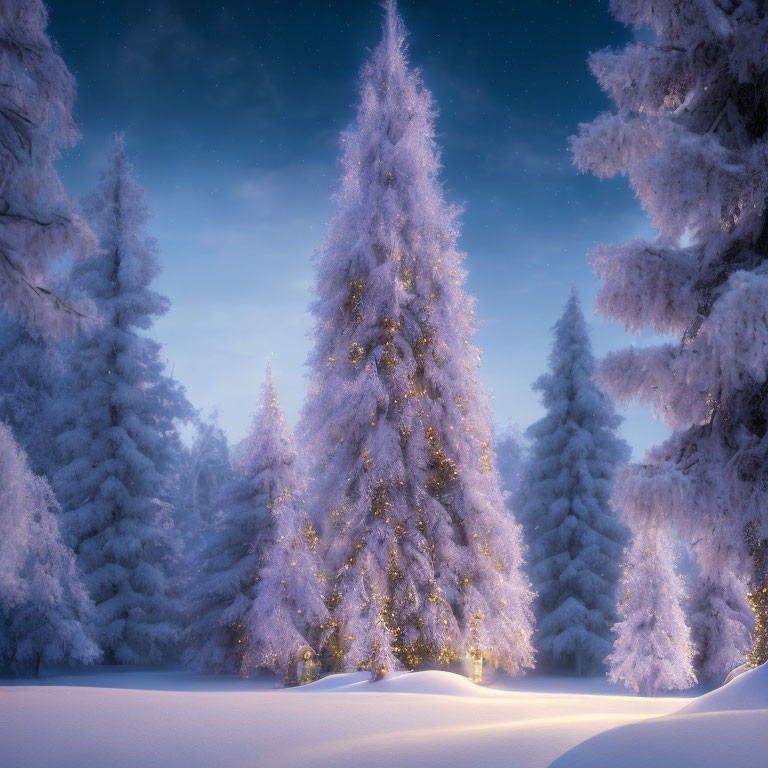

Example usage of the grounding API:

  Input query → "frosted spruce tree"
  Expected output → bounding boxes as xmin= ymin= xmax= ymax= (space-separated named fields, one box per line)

xmin=242 ymin=367 xmax=328 ymax=681
xmin=520 ymin=289 xmax=629 ymax=673
xmin=54 ymin=134 xmax=189 ymax=664
xmin=302 ymin=0 xmax=534 ymax=679
xmin=570 ymin=0 xmax=767 ymax=673
xmin=608 ymin=524 xmax=696 ymax=696
xmin=0 ymin=423 xmax=99 ymax=675
xmin=0 ymin=0 xmax=94 ymax=334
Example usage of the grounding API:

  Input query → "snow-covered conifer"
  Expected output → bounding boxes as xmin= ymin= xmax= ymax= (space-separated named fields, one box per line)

xmin=54 ymin=134 xmax=189 ymax=664
xmin=520 ymin=289 xmax=629 ymax=673
xmin=608 ymin=525 xmax=696 ymax=696
xmin=0 ymin=0 xmax=94 ymax=334
xmin=571 ymin=0 xmax=768 ymax=666
xmin=302 ymin=0 xmax=534 ymax=678
xmin=185 ymin=369 xmax=325 ymax=677
xmin=0 ymin=423 xmax=99 ymax=675
xmin=242 ymin=367 xmax=328 ymax=680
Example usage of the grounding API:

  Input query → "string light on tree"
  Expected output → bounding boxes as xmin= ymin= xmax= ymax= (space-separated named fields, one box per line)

xmin=301 ymin=0 xmax=534 ymax=681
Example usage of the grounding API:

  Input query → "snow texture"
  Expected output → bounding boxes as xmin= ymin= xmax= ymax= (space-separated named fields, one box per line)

xmin=4 ymin=666 xmax=766 ymax=768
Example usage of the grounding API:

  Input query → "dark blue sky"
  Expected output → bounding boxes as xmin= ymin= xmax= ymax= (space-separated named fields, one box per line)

xmin=47 ymin=0 xmax=666 ymax=455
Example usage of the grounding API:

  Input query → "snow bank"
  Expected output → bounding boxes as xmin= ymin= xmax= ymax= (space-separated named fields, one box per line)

xmin=0 ymin=669 xmax=685 ymax=768
xmin=551 ymin=663 xmax=768 ymax=767
xmin=297 ymin=669 xmax=507 ymax=696
xmin=680 ymin=662 xmax=768 ymax=714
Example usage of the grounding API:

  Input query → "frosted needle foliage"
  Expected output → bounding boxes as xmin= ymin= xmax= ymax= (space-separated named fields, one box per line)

xmin=520 ymin=289 xmax=629 ymax=674
xmin=302 ymin=0 xmax=534 ymax=679
xmin=570 ymin=0 xmax=768 ymax=674
xmin=54 ymin=135 xmax=187 ymax=665
xmin=242 ymin=366 xmax=329 ymax=680
xmin=0 ymin=423 xmax=99 ymax=675
xmin=0 ymin=0 xmax=94 ymax=335
xmin=608 ymin=527 xmax=696 ymax=696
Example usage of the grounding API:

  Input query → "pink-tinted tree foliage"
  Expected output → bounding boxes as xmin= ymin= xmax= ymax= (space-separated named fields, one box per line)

xmin=571 ymin=0 xmax=767 ymax=677
xmin=302 ymin=0 xmax=534 ymax=679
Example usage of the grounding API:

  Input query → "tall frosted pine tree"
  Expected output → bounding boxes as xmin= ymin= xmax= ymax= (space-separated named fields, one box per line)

xmin=520 ymin=289 xmax=629 ymax=673
xmin=55 ymin=134 xmax=189 ymax=664
xmin=570 ymin=0 xmax=767 ymax=673
xmin=303 ymin=0 xmax=534 ymax=679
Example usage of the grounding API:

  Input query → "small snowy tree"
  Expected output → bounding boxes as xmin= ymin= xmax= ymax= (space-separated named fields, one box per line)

xmin=54 ymin=134 xmax=189 ymax=664
xmin=0 ymin=423 xmax=99 ymax=675
xmin=302 ymin=0 xmax=534 ymax=678
xmin=571 ymin=0 xmax=768 ymax=668
xmin=242 ymin=368 xmax=328 ymax=681
xmin=520 ymin=289 xmax=629 ymax=673
xmin=608 ymin=525 xmax=696 ymax=696
xmin=0 ymin=0 xmax=94 ymax=334
xmin=185 ymin=369 xmax=325 ymax=677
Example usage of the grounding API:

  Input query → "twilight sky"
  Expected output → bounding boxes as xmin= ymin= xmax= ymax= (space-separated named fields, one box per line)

xmin=47 ymin=0 xmax=667 ymax=457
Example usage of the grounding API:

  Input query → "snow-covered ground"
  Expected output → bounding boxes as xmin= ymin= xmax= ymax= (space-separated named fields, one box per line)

xmin=1 ymin=665 xmax=765 ymax=767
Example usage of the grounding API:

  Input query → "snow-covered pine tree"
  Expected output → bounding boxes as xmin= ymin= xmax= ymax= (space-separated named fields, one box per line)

xmin=54 ymin=134 xmax=189 ymax=665
xmin=302 ymin=0 xmax=534 ymax=679
xmin=0 ymin=422 xmax=99 ymax=675
xmin=185 ymin=368 xmax=326 ymax=677
xmin=0 ymin=309 xmax=65 ymax=478
xmin=0 ymin=0 xmax=94 ymax=334
xmin=520 ymin=289 xmax=629 ymax=674
xmin=242 ymin=367 xmax=328 ymax=681
xmin=570 ymin=0 xmax=768 ymax=669
xmin=607 ymin=523 xmax=696 ymax=696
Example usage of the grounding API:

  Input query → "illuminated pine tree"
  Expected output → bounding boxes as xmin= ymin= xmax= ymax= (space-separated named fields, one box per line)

xmin=608 ymin=526 xmax=696 ymax=696
xmin=302 ymin=0 xmax=534 ymax=679
xmin=185 ymin=368 xmax=326 ymax=678
xmin=242 ymin=367 xmax=328 ymax=681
